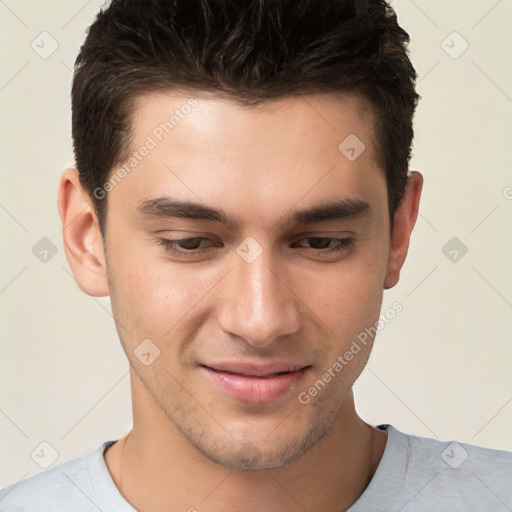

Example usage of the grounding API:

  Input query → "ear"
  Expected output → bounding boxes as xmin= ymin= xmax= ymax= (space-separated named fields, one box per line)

xmin=384 ymin=171 xmax=423 ymax=289
xmin=57 ymin=168 xmax=109 ymax=297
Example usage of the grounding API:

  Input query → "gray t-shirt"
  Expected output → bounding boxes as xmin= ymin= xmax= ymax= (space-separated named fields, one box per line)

xmin=1 ymin=424 xmax=511 ymax=511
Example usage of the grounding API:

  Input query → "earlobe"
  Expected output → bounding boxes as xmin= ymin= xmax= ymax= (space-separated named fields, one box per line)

xmin=383 ymin=171 xmax=423 ymax=290
xmin=57 ymin=168 xmax=109 ymax=297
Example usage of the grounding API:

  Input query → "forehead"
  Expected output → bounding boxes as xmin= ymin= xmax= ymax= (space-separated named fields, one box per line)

xmin=130 ymin=89 xmax=378 ymax=158
xmin=109 ymin=89 xmax=387 ymax=229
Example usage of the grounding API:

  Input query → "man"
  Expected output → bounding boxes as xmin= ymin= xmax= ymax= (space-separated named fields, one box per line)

xmin=1 ymin=0 xmax=510 ymax=510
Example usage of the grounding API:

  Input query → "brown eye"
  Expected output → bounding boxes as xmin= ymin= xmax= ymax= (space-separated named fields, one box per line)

xmin=176 ymin=237 xmax=206 ymax=250
xmin=292 ymin=237 xmax=353 ymax=253
xmin=157 ymin=237 xmax=215 ymax=255
xmin=305 ymin=237 xmax=333 ymax=249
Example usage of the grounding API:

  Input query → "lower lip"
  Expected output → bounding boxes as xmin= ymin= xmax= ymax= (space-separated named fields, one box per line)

xmin=200 ymin=366 xmax=309 ymax=403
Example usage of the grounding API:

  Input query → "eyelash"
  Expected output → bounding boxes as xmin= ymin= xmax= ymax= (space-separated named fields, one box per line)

xmin=157 ymin=237 xmax=354 ymax=257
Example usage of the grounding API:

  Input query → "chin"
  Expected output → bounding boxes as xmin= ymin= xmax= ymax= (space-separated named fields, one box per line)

xmin=190 ymin=421 xmax=327 ymax=471
xmin=202 ymin=443 xmax=301 ymax=471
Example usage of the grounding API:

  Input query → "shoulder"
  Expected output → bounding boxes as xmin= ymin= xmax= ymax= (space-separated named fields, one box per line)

xmin=400 ymin=425 xmax=512 ymax=475
xmin=381 ymin=425 xmax=512 ymax=510
xmin=0 ymin=442 xmax=113 ymax=511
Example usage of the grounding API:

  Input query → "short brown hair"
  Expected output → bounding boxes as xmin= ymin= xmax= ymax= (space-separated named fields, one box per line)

xmin=72 ymin=0 xmax=418 ymax=236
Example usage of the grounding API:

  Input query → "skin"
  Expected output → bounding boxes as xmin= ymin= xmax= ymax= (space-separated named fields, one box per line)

xmin=58 ymin=90 xmax=422 ymax=511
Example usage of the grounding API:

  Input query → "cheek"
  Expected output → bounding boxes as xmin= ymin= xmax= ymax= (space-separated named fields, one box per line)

xmin=111 ymin=267 xmax=178 ymax=325
xmin=106 ymin=245 xmax=175 ymax=336
xmin=292 ymin=253 xmax=386 ymax=337
xmin=107 ymin=245 xmax=219 ymax=345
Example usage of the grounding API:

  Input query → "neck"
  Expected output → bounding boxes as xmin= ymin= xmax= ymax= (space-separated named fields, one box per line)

xmin=105 ymin=375 xmax=387 ymax=512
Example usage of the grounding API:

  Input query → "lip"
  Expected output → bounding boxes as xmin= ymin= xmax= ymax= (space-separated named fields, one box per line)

xmin=200 ymin=362 xmax=311 ymax=403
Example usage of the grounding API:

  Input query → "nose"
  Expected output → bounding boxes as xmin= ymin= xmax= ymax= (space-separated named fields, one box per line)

xmin=217 ymin=250 xmax=301 ymax=348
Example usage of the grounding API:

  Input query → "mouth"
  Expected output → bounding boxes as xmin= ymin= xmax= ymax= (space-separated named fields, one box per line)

xmin=200 ymin=362 xmax=311 ymax=403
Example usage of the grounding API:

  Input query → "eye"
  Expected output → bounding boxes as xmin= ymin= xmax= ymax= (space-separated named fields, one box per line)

xmin=292 ymin=237 xmax=354 ymax=254
xmin=157 ymin=237 xmax=216 ymax=256
xmin=156 ymin=236 xmax=354 ymax=260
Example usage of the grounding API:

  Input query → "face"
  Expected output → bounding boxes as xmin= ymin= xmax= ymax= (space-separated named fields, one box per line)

xmin=102 ymin=90 xmax=392 ymax=470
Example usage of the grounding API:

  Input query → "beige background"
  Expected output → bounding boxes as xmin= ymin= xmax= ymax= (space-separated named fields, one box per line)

xmin=1 ymin=0 xmax=511 ymax=488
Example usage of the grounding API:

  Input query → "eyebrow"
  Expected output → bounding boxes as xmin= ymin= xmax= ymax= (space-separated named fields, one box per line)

xmin=135 ymin=196 xmax=372 ymax=229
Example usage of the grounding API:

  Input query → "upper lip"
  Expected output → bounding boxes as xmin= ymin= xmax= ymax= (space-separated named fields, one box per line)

xmin=202 ymin=361 xmax=310 ymax=377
